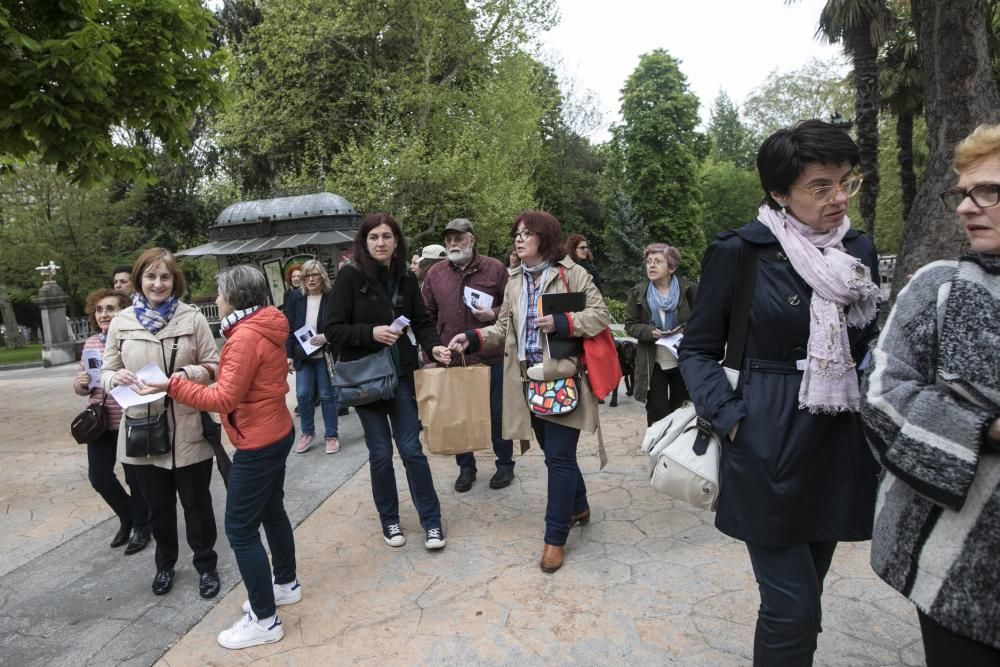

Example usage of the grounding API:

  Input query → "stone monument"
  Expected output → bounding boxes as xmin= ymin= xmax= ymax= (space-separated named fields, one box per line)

xmin=34 ymin=261 xmax=77 ymax=367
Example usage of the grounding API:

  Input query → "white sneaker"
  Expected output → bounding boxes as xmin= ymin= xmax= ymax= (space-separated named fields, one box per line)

xmin=294 ymin=433 xmax=313 ymax=453
xmin=217 ymin=611 xmax=284 ymax=650
xmin=425 ymin=527 xmax=446 ymax=550
xmin=242 ymin=580 xmax=302 ymax=613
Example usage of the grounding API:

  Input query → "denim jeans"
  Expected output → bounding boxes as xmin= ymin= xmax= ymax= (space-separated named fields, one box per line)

xmin=745 ymin=541 xmax=838 ymax=667
xmin=225 ymin=429 xmax=296 ymax=620
xmin=355 ymin=375 xmax=442 ymax=531
xmin=456 ymin=361 xmax=515 ymax=472
xmin=530 ymin=415 xmax=588 ymax=546
xmin=296 ymin=356 xmax=339 ymax=438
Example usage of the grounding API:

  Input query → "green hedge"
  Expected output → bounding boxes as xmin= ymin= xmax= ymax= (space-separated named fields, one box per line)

xmin=605 ymin=297 xmax=626 ymax=323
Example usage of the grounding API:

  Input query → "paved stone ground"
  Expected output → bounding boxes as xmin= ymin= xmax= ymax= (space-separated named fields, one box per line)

xmin=0 ymin=364 xmax=925 ymax=665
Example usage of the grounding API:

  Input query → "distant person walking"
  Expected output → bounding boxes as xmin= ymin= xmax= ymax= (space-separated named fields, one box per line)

xmin=285 ymin=259 xmax=340 ymax=454
xmin=625 ymin=243 xmax=697 ymax=425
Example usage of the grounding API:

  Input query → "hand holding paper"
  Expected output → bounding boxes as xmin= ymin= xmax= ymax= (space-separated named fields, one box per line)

xmin=388 ymin=315 xmax=411 ymax=334
xmin=655 ymin=332 xmax=684 ymax=357
xmin=111 ymin=363 xmax=169 ymax=408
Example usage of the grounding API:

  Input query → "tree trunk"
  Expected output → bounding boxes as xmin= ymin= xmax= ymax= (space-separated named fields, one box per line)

xmin=847 ymin=23 xmax=880 ymax=243
xmin=0 ymin=284 xmax=25 ymax=349
xmin=895 ymin=0 xmax=1000 ymax=297
xmin=896 ymin=110 xmax=917 ymax=221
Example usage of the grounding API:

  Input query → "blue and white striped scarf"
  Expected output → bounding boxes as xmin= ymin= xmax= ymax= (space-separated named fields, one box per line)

xmin=132 ymin=293 xmax=179 ymax=335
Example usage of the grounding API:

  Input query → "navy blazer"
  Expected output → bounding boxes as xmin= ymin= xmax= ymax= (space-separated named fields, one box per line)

xmin=284 ymin=289 xmax=336 ymax=368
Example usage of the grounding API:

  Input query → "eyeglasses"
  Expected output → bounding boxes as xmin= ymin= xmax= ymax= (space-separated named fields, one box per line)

xmin=792 ymin=174 xmax=863 ymax=203
xmin=513 ymin=229 xmax=534 ymax=242
xmin=577 ymin=245 xmax=589 ymax=251
xmin=645 ymin=259 xmax=668 ymax=268
xmin=303 ymin=273 xmax=322 ymax=279
xmin=940 ymin=184 xmax=1000 ymax=212
xmin=93 ymin=306 xmax=120 ymax=314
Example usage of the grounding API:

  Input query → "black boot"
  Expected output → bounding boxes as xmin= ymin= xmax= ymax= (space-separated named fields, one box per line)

xmin=124 ymin=529 xmax=150 ymax=555
xmin=110 ymin=521 xmax=131 ymax=548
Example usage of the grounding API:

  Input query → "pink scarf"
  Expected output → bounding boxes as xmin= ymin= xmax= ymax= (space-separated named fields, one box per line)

xmin=756 ymin=205 xmax=879 ymax=413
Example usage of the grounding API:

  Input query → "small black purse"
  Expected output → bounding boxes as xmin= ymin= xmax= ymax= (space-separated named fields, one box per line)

xmin=125 ymin=404 xmax=172 ymax=457
xmin=71 ymin=396 xmax=108 ymax=444
xmin=124 ymin=339 xmax=177 ymax=458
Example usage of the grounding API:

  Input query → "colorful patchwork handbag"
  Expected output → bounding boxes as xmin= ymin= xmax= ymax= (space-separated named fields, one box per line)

xmin=525 ymin=376 xmax=580 ymax=416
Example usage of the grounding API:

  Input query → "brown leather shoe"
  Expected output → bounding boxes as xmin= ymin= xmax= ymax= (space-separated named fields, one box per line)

xmin=539 ymin=544 xmax=564 ymax=573
xmin=571 ymin=509 xmax=591 ymax=526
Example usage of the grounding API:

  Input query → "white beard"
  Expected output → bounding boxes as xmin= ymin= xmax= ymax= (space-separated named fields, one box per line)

xmin=449 ymin=247 xmax=473 ymax=265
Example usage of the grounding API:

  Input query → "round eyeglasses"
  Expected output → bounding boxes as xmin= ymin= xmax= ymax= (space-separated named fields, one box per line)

xmin=792 ymin=174 xmax=864 ymax=204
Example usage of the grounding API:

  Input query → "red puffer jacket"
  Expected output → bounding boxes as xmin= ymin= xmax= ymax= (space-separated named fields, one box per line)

xmin=169 ymin=306 xmax=292 ymax=451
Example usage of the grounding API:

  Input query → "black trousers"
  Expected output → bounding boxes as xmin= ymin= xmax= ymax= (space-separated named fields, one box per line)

xmin=135 ymin=458 xmax=218 ymax=574
xmin=86 ymin=430 xmax=132 ymax=525
xmin=919 ymin=610 xmax=1000 ymax=666
xmin=645 ymin=365 xmax=689 ymax=426
xmin=746 ymin=541 xmax=838 ymax=667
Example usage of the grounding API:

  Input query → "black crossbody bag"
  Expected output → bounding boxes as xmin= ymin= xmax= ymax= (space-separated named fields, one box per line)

xmin=124 ymin=339 xmax=178 ymax=458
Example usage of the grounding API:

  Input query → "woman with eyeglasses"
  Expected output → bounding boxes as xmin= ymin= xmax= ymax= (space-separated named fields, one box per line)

xmin=862 ymin=124 xmax=1000 ymax=665
xmin=285 ymin=259 xmax=340 ymax=454
xmin=678 ymin=119 xmax=881 ymax=666
xmin=625 ymin=244 xmax=698 ymax=426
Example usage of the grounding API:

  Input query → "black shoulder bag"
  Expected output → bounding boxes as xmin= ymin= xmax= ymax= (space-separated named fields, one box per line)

xmin=124 ymin=339 xmax=178 ymax=458
xmin=71 ymin=393 xmax=108 ymax=444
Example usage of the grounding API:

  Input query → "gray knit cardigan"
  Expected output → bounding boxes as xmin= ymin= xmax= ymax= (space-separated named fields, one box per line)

xmin=862 ymin=255 xmax=1000 ymax=649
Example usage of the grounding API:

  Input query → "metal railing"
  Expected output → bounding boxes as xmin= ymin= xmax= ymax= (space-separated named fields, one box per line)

xmin=195 ymin=303 xmax=220 ymax=324
xmin=68 ymin=316 xmax=92 ymax=341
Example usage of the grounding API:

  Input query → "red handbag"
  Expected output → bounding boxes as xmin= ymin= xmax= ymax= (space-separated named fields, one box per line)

xmin=583 ymin=328 xmax=623 ymax=400
xmin=554 ymin=266 xmax=623 ymax=400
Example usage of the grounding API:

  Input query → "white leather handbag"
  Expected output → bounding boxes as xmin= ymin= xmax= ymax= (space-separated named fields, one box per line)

xmin=640 ymin=368 xmax=737 ymax=511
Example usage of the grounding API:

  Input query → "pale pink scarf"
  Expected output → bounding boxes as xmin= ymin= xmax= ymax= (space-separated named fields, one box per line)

xmin=757 ymin=205 xmax=879 ymax=413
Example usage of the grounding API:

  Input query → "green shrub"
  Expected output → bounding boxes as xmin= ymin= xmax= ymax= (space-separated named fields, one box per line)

xmin=605 ymin=297 xmax=627 ymax=323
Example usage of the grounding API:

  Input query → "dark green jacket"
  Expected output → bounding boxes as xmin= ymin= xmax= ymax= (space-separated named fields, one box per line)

xmin=624 ymin=276 xmax=697 ymax=403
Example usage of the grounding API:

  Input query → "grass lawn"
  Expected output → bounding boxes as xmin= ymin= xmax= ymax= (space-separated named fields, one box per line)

xmin=0 ymin=343 xmax=43 ymax=365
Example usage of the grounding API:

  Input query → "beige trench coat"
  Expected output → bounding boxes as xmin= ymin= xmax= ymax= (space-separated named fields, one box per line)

xmin=476 ymin=257 xmax=610 ymax=460
xmin=101 ymin=302 xmax=220 ymax=470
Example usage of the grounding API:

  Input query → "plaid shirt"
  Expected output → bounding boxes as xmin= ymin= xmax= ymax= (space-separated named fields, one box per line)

xmin=524 ymin=270 xmax=545 ymax=363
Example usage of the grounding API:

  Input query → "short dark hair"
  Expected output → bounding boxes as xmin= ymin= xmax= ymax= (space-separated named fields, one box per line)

xmin=757 ymin=119 xmax=861 ymax=210
xmin=112 ymin=266 xmax=131 ymax=280
xmin=85 ymin=288 xmax=130 ymax=330
xmin=352 ymin=213 xmax=408 ymax=280
xmin=217 ymin=265 xmax=271 ymax=310
xmin=510 ymin=211 xmax=565 ymax=263
xmin=132 ymin=247 xmax=186 ymax=299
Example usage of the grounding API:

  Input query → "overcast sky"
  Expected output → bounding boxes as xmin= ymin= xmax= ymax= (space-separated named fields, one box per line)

xmin=537 ymin=0 xmax=846 ymax=141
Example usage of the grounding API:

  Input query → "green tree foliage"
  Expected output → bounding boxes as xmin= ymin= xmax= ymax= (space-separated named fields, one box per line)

xmin=699 ymin=159 xmax=763 ymax=240
xmin=707 ymin=92 xmax=755 ymax=169
xmin=532 ymin=65 xmax=605 ymax=255
xmin=602 ymin=191 xmax=649 ymax=299
xmin=612 ymin=49 xmax=705 ymax=277
xmin=742 ymin=58 xmax=853 ymax=144
xmin=0 ymin=0 xmax=226 ymax=184
xmin=216 ymin=0 xmax=554 ymax=248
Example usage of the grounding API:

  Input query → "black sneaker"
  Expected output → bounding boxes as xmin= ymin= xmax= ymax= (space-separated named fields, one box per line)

xmin=200 ymin=570 xmax=221 ymax=599
xmin=424 ymin=527 xmax=446 ymax=550
xmin=454 ymin=467 xmax=476 ymax=492
xmin=489 ymin=467 xmax=515 ymax=489
xmin=152 ymin=568 xmax=174 ymax=596
xmin=382 ymin=523 xmax=405 ymax=547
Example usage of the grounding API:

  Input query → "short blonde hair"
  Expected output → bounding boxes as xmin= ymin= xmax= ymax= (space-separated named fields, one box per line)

xmin=299 ymin=259 xmax=332 ymax=294
xmin=954 ymin=123 xmax=1000 ymax=172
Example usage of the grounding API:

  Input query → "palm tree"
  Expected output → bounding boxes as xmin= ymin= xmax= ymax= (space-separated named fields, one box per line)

xmin=879 ymin=6 xmax=921 ymax=220
xmin=790 ymin=0 xmax=894 ymax=243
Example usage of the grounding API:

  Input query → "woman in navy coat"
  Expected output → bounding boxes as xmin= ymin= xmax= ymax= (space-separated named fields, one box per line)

xmin=678 ymin=120 xmax=881 ymax=666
